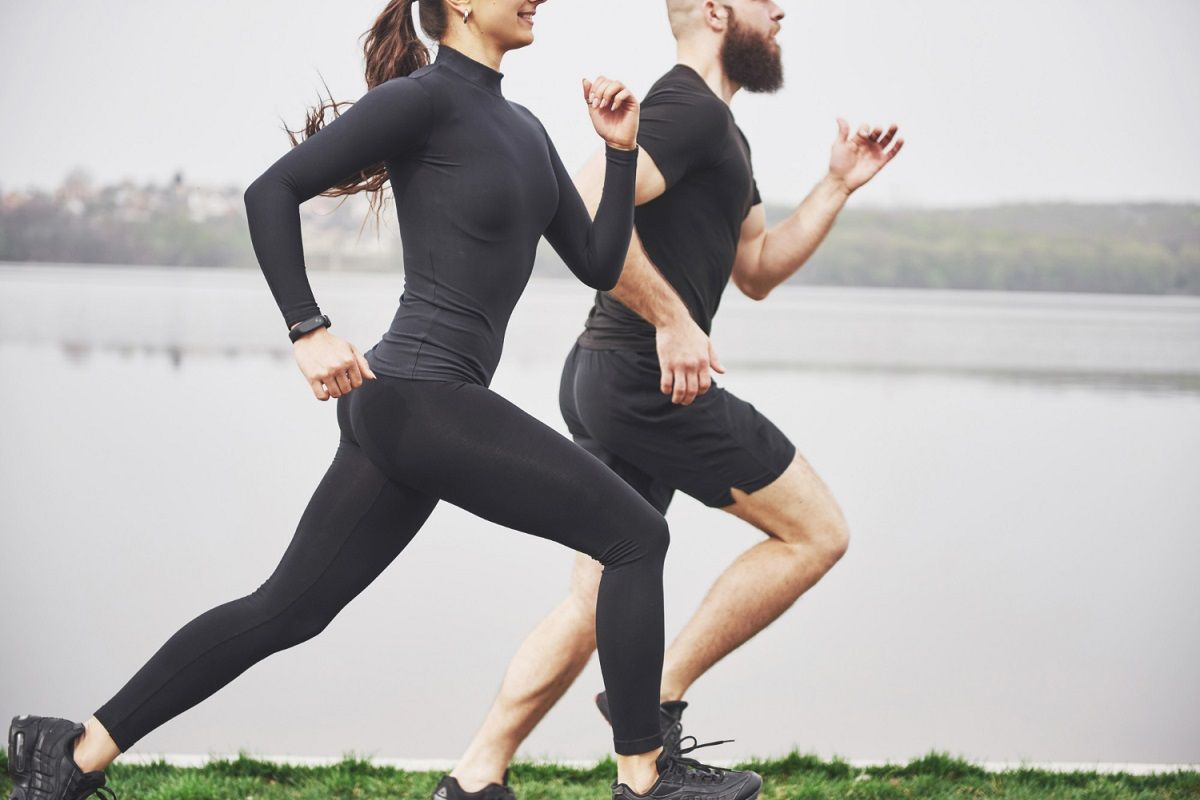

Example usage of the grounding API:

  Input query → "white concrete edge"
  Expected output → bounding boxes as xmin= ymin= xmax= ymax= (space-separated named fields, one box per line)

xmin=110 ymin=754 xmax=1199 ymax=776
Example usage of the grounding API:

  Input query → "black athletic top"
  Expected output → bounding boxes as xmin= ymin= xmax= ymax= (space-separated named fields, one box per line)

xmin=577 ymin=64 xmax=760 ymax=352
xmin=245 ymin=43 xmax=639 ymax=386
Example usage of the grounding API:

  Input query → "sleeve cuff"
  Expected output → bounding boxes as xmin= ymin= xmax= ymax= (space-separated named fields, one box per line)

xmin=604 ymin=142 xmax=640 ymax=162
xmin=284 ymin=305 xmax=324 ymax=330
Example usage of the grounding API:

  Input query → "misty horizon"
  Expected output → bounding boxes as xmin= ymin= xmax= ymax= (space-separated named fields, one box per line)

xmin=2 ymin=0 xmax=1199 ymax=208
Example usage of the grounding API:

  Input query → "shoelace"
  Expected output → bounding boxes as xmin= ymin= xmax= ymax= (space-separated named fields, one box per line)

xmin=666 ymin=719 xmax=683 ymax=744
xmin=678 ymin=735 xmax=735 ymax=755
xmin=664 ymin=737 xmax=737 ymax=785
xmin=72 ymin=771 xmax=117 ymax=800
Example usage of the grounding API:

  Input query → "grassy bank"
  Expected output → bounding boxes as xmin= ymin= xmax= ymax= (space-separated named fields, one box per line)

xmin=2 ymin=750 xmax=1198 ymax=799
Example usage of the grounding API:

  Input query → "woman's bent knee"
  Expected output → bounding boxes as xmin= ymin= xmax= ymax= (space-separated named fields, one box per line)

xmin=595 ymin=510 xmax=669 ymax=568
xmin=644 ymin=513 xmax=670 ymax=560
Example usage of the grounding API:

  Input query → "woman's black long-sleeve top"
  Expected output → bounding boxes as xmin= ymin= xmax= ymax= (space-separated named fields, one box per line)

xmin=244 ymin=43 xmax=639 ymax=386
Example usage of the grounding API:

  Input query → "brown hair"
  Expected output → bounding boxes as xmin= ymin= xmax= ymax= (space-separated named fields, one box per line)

xmin=287 ymin=0 xmax=450 ymax=214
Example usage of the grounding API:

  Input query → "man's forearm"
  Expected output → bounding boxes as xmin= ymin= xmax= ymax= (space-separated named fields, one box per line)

xmin=754 ymin=173 xmax=852 ymax=294
xmin=609 ymin=230 xmax=692 ymax=328
xmin=575 ymin=148 xmax=721 ymax=404
xmin=576 ymin=151 xmax=692 ymax=329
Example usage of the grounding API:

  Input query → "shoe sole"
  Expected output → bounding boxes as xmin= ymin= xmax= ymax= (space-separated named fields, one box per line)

xmin=615 ymin=776 xmax=762 ymax=800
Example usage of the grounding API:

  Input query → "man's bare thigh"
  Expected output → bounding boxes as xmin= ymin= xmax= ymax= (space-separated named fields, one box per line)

xmin=723 ymin=451 xmax=849 ymax=547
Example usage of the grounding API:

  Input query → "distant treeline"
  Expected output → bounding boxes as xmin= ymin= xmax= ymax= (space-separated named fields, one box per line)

xmin=775 ymin=202 xmax=1200 ymax=295
xmin=0 ymin=187 xmax=250 ymax=268
xmin=2 ymin=181 xmax=1196 ymax=295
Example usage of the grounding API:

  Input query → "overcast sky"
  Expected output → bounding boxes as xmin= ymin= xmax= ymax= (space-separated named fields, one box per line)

xmin=2 ymin=0 xmax=1198 ymax=207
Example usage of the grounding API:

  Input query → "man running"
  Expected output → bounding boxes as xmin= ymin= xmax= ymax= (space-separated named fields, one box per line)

xmin=438 ymin=1 xmax=903 ymax=796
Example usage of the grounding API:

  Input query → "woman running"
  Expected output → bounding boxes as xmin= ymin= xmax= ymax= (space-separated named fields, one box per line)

xmin=6 ymin=1 xmax=761 ymax=799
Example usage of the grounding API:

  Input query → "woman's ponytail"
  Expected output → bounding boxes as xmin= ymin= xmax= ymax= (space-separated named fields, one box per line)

xmin=287 ymin=0 xmax=449 ymax=210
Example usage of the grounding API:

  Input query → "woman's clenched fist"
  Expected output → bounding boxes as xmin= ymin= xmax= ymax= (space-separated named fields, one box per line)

xmin=291 ymin=327 xmax=377 ymax=401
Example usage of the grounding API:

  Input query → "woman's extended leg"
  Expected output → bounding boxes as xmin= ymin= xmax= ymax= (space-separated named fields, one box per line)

xmin=90 ymin=423 xmax=438 ymax=754
xmin=51 ymin=375 xmax=669 ymax=788
xmin=346 ymin=377 xmax=670 ymax=758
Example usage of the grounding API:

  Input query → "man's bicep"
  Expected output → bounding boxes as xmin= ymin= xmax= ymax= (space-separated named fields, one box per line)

xmin=568 ymin=144 xmax=667 ymax=217
xmin=634 ymin=148 xmax=669 ymax=205
xmin=575 ymin=144 xmax=669 ymax=211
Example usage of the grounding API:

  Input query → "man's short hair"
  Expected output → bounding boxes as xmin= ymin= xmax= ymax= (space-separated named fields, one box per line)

xmin=666 ymin=0 xmax=706 ymax=38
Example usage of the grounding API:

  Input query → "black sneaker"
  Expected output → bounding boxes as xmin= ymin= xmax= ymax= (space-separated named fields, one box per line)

xmin=430 ymin=768 xmax=516 ymax=800
xmin=611 ymin=745 xmax=762 ymax=799
xmin=594 ymin=692 xmax=693 ymax=758
xmin=7 ymin=715 xmax=115 ymax=800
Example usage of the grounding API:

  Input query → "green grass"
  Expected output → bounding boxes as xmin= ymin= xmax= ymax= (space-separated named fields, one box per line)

xmin=2 ymin=748 xmax=1197 ymax=799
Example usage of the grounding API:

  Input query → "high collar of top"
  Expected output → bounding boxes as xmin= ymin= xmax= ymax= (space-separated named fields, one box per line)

xmin=435 ymin=43 xmax=504 ymax=96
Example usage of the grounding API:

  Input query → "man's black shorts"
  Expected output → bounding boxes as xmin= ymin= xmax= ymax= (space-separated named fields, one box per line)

xmin=559 ymin=342 xmax=796 ymax=513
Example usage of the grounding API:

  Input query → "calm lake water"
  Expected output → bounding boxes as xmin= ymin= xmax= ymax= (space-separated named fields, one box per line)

xmin=1 ymin=264 xmax=1198 ymax=765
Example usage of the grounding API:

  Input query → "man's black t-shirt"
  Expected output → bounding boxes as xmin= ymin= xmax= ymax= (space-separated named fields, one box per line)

xmin=577 ymin=63 xmax=761 ymax=352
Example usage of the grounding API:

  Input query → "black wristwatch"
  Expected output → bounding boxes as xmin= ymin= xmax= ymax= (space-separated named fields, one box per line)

xmin=288 ymin=314 xmax=332 ymax=343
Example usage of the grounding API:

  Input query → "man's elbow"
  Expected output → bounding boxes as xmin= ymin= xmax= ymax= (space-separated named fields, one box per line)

xmin=733 ymin=272 xmax=771 ymax=301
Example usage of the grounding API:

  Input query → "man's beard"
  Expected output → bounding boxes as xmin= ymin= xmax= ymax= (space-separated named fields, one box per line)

xmin=720 ymin=6 xmax=784 ymax=93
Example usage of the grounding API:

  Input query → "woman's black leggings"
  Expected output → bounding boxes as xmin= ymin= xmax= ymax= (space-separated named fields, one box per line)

xmin=93 ymin=375 xmax=669 ymax=756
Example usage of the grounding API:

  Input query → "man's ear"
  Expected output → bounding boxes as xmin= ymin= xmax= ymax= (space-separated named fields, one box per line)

xmin=703 ymin=0 xmax=730 ymax=32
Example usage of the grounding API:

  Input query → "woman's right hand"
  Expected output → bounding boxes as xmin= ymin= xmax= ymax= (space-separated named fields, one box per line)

xmin=291 ymin=327 xmax=377 ymax=401
xmin=581 ymin=76 xmax=639 ymax=151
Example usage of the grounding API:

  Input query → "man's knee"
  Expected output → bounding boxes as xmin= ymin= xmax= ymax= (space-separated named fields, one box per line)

xmin=821 ymin=513 xmax=851 ymax=563
xmin=732 ymin=478 xmax=849 ymax=566
xmin=728 ymin=455 xmax=850 ymax=564
xmin=780 ymin=504 xmax=850 ymax=566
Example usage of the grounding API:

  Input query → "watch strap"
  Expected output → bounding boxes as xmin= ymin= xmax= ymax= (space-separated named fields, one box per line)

xmin=288 ymin=314 xmax=331 ymax=342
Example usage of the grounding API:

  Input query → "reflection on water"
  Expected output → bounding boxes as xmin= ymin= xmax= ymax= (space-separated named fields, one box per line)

xmin=54 ymin=340 xmax=1200 ymax=398
xmin=7 ymin=263 xmax=1197 ymax=396
xmin=735 ymin=362 xmax=1200 ymax=397
xmin=2 ymin=266 xmax=1199 ymax=764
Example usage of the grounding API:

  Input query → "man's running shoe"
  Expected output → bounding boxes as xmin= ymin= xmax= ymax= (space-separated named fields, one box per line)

xmin=430 ymin=768 xmax=516 ymax=800
xmin=611 ymin=745 xmax=762 ymax=800
xmin=594 ymin=691 xmax=692 ymax=758
xmin=7 ymin=715 xmax=115 ymax=800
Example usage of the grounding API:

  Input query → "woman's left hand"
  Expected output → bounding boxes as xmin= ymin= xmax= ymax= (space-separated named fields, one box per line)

xmin=582 ymin=76 xmax=639 ymax=150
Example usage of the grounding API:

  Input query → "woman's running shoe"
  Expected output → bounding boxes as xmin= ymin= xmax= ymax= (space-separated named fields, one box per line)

xmin=7 ymin=715 xmax=115 ymax=800
xmin=611 ymin=743 xmax=761 ymax=800
xmin=430 ymin=768 xmax=516 ymax=800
